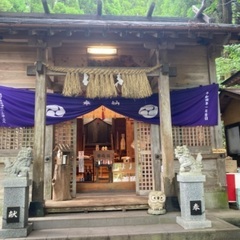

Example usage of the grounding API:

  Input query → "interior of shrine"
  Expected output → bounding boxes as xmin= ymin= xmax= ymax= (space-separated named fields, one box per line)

xmin=75 ymin=107 xmax=136 ymax=193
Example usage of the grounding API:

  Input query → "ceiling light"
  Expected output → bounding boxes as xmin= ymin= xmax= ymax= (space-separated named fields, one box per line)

xmin=87 ymin=47 xmax=117 ymax=55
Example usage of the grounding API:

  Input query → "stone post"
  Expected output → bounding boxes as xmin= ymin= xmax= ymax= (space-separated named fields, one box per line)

xmin=0 ymin=176 xmax=32 ymax=238
xmin=176 ymin=174 xmax=212 ymax=229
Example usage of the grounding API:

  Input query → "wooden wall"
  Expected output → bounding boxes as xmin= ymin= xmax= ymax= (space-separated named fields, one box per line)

xmin=0 ymin=42 xmax=211 ymax=91
xmin=0 ymin=43 xmax=36 ymax=88
xmin=168 ymin=45 xmax=209 ymax=88
xmin=222 ymin=99 xmax=240 ymax=126
xmin=52 ymin=42 xmax=150 ymax=87
xmin=53 ymin=42 xmax=149 ymax=67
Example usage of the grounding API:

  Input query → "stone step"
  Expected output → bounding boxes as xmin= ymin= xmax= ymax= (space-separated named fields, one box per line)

xmin=19 ymin=225 xmax=240 ymax=240
xmin=30 ymin=210 xmax=173 ymax=230
xmin=18 ymin=210 xmax=240 ymax=240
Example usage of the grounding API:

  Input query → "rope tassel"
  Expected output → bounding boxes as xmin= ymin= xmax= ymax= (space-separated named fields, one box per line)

xmin=86 ymin=74 xmax=117 ymax=99
xmin=62 ymin=72 xmax=82 ymax=96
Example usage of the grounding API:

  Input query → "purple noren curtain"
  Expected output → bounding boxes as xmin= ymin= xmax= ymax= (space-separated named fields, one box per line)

xmin=0 ymin=84 xmax=218 ymax=127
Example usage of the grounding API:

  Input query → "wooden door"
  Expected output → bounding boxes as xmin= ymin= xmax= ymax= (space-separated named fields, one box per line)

xmin=134 ymin=121 xmax=154 ymax=195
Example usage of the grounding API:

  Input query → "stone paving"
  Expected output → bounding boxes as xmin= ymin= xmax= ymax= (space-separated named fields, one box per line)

xmin=1 ymin=209 xmax=240 ymax=240
xmin=0 ymin=163 xmax=239 ymax=239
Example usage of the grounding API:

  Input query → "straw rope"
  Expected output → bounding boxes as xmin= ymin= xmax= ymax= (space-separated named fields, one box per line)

xmin=44 ymin=63 xmax=161 ymax=75
xmin=44 ymin=63 xmax=161 ymax=99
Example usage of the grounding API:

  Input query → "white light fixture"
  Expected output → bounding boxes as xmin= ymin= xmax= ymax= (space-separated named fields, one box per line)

xmin=87 ymin=47 xmax=117 ymax=55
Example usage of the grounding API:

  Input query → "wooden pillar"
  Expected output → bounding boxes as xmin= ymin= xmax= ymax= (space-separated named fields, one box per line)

xmin=72 ymin=119 xmax=77 ymax=198
xmin=208 ymin=46 xmax=223 ymax=149
xmin=44 ymin=125 xmax=54 ymax=200
xmin=29 ymin=47 xmax=47 ymax=217
xmin=151 ymin=124 xmax=161 ymax=191
xmin=44 ymin=47 xmax=54 ymax=200
xmin=157 ymin=50 xmax=175 ymax=197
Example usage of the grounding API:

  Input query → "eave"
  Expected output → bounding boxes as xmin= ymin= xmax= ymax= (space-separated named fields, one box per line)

xmin=0 ymin=14 xmax=239 ymax=33
xmin=221 ymin=71 xmax=240 ymax=87
xmin=219 ymin=88 xmax=240 ymax=113
xmin=0 ymin=12 xmax=239 ymax=50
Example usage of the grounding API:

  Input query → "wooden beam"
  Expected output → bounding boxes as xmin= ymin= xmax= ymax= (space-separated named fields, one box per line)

xmin=192 ymin=5 xmax=213 ymax=23
xmin=41 ymin=0 xmax=50 ymax=14
xmin=194 ymin=0 xmax=207 ymax=19
xmin=97 ymin=0 xmax=102 ymax=16
xmin=147 ymin=2 xmax=155 ymax=18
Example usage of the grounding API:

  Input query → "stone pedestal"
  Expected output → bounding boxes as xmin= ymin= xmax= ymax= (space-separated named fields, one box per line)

xmin=0 ymin=177 xmax=32 ymax=238
xmin=176 ymin=174 xmax=212 ymax=229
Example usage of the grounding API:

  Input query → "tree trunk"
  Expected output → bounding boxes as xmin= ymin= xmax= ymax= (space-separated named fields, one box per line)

xmin=233 ymin=2 xmax=240 ymax=24
xmin=222 ymin=0 xmax=232 ymax=23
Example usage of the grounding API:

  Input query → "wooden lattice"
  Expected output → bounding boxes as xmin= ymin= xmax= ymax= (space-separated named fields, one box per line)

xmin=135 ymin=122 xmax=153 ymax=195
xmin=54 ymin=121 xmax=75 ymax=148
xmin=172 ymin=126 xmax=212 ymax=147
xmin=0 ymin=127 xmax=34 ymax=150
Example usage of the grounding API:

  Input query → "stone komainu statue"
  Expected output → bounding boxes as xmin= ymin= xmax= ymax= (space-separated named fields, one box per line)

xmin=175 ymin=145 xmax=203 ymax=174
xmin=4 ymin=147 xmax=33 ymax=177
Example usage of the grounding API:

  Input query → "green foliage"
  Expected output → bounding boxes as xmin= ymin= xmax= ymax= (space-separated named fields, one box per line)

xmin=27 ymin=0 xmax=43 ymax=13
xmin=0 ymin=0 xmax=238 ymax=20
xmin=153 ymin=0 xmax=201 ymax=18
xmin=232 ymin=0 xmax=240 ymax=24
xmin=78 ymin=0 xmax=97 ymax=14
xmin=205 ymin=0 xmax=219 ymax=15
xmin=216 ymin=44 xmax=240 ymax=84
xmin=0 ymin=0 xmax=203 ymax=17
xmin=99 ymin=0 xmax=148 ymax=16
xmin=52 ymin=2 xmax=67 ymax=13
xmin=0 ymin=0 xmax=13 ymax=12
xmin=9 ymin=0 xmax=26 ymax=12
xmin=0 ymin=0 xmax=28 ymax=12
xmin=53 ymin=0 xmax=82 ymax=14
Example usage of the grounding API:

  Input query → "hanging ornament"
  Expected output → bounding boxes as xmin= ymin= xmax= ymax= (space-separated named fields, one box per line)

xmin=82 ymin=73 xmax=89 ymax=86
xmin=120 ymin=133 xmax=126 ymax=150
xmin=115 ymin=73 xmax=124 ymax=87
xmin=101 ymin=106 xmax=105 ymax=120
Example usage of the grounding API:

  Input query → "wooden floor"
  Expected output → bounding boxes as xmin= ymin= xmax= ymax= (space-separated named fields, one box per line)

xmin=45 ymin=181 xmax=147 ymax=214
xmin=45 ymin=191 xmax=148 ymax=214
xmin=76 ymin=181 xmax=136 ymax=193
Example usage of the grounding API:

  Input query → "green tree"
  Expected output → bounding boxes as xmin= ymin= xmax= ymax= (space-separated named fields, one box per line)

xmin=216 ymin=44 xmax=240 ymax=84
xmin=78 ymin=0 xmax=97 ymax=14
xmin=153 ymin=0 xmax=201 ymax=18
xmin=0 ymin=0 xmax=13 ymax=12
xmin=0 ymin=0 xmax=28 ymax=12
xmin=53 ymin=0 xmax=82 ymax=14
xmin=27 ymin=0 xmax=43 ymax=13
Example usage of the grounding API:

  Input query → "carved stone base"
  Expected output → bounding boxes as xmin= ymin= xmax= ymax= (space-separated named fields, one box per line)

xmin=147 ymin=208 xmax=166 ymax=215
xmin=176 ymin=174 xmax=212 ymax=229
xmin=0 ymin=223 xmax=32 ymax=239
xmin=2 ymin=177 xmax=31 ymax=229
xmin=176 ymin=216 xmax=212 ymax=229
